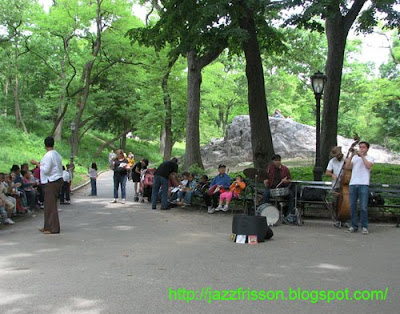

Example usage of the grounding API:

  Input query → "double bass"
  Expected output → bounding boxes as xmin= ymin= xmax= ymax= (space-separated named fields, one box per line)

xmin=335 ymin=138 xmax=360 ymax=221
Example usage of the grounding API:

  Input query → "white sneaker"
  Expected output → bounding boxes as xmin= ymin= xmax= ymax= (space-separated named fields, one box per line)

xmin=222 ymin=205 xmax=229 ymax=212
xmin=362 ymin=227 xmax=369 ymax=235
xmin=215 ymin=205 xmax=223 ymax=211
xmin=208 ymin=207 xmax=215 ymax=214
xmin=110 ymin=199 xmax=117 ymax=203
xmin=5 ymin=218 xmax=15 ymax=225
xmin=347 ymin=227 xmax=357 ymax=233
xmin=121 ymin=199 xmax=126 ymax=204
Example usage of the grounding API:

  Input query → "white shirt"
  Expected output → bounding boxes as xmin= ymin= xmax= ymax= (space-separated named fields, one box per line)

xmin=62 ymin=170 xmax=70 ymax=182
xmin=326 ymin=157 xmax=345 ymax=187
xmin=88 ymin=168 xmax=97 ymax=179
xmin=349 ymin=155 xmax=374 ymax=185
xmin=40 ymin=150 xmax=63 ymax=184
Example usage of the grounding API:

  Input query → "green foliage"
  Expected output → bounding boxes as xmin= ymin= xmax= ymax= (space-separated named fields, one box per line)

xmin=188 ymin=164 xmax=206 ymax=176
xmin=1 ymin=0 xmax=400 ymax=176
xmin=370 ymin=163 xmax=400 ymax=184
xmin=290 ymin=166 xmax=315 ymax=182
xmin=0 ymin=115 xmax=169 ymax=186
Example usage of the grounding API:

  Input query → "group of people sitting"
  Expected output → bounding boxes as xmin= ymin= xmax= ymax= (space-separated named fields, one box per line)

xmin=149 ymin=159 xmax=247 ymax=213
xmin=149 ymin=155 xmax=297 ymax=220
xmin=0 ymin=162 xmax=73 ymax=227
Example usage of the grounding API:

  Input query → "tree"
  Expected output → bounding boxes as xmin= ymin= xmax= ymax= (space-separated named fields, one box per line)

xmin=130 ymin=0 xmax=287 ymax=169
xmin=227 ymin=0 xmax=288 ymax=168
xmin=0 ymin=0 xmax=36 ymax=133
xmin=202 ymin=61 xmax=245 ymax=135
xmin=284 ymin=0 xmax=400 ymax=169
xmin=128 ymin=0 xmax=230 ymax=170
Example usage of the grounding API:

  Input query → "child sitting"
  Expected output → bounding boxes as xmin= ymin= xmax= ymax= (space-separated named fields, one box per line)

xmin=216 ymin=175 xmax=246 ymax=212
xmin=176 ymin=173 xmax=197 ymax=206
xmin=21 ymin=170 xmax=38 ymax=211
xmin=168 ymin=172 xmax=189 ymax=204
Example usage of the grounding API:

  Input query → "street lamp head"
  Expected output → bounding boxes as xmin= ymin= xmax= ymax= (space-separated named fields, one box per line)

xmin=70 ymin=122 xmax=76 ymax=131
xmin=311 ymin=71 xmax=327 ymax=96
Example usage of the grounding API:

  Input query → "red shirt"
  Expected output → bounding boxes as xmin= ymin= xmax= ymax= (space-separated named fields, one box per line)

xmin=266 ymin=164 xmax=291 ymax=188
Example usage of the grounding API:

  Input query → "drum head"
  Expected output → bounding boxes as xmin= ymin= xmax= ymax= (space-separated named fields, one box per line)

xmin=258 ymin=203 xmax=279 ymax=226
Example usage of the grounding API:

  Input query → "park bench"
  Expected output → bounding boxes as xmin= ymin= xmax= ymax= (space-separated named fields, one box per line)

xmin=191 ymin=177 xmax=249 ymax=214
xmin=368 ymin=183 xmax=400 ymax=227
xmin=295 ymin=181 xmax=400 ymax=227
xmin=294 ymin=181 xmax=335 ymax=222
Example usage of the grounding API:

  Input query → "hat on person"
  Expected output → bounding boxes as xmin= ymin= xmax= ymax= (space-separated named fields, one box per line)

xmin=218 ymin=164 xmax=226 ymax=169
xmin=331 ymin=146 xmax=342 ymax=157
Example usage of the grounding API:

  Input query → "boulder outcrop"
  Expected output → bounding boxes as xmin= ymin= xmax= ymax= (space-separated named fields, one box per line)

xmin=201 ymin=115 xmax=399 ymax=168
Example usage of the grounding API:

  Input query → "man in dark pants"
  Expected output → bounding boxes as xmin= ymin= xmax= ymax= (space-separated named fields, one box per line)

xmin=151 ymin=157 xmax=178 ymax=210
xmin=32 ymin=137 xmax=63 ymax=234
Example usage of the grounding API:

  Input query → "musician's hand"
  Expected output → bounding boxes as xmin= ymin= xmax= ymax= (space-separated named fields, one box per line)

xmin=282 ymin=177 xmax=289 ymax=183
xmin=332 ymin=174 xmax=337 ymax=181
xmin=263 ymin=179 xmax=269 ymax=187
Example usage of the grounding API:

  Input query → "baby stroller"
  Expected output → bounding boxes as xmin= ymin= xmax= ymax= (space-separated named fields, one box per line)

xmin=139 ymin=168 xmax=156 ymax=203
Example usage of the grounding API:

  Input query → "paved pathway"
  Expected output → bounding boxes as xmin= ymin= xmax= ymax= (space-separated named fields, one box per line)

xmin=0 ymin=171 xmax=399 ymax=313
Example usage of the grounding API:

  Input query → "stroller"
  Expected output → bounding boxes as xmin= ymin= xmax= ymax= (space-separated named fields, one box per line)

xmin=139 ymin=168 xmax=156 ymax=203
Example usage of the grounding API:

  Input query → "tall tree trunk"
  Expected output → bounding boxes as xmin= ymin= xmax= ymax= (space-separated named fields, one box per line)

xmin=12 ymin=74 xmax=28 ymax=134
xmin=239 ymin=2 xmax=274 ymax=169
xmin=54 ymin=101 xmax=64 ymax=141
xmin=121 ymin=133 xmax=127 ymax=151
xmin=320 ymin=18 xmax=346 ymax=169
xmin=159 ymin=55 xmax=178 ymax=161
xmin=184 ymin=50 xmax=204 ymax=170
xmin=52 ymin=52 xmax=69 ymax=140
xmin=320 ymin=0 xmax=366 ymax=169
xmin=183 ymin=47 xmax=225 ymax=171
xmin=3 ymin=79 xmax=9 ymax=116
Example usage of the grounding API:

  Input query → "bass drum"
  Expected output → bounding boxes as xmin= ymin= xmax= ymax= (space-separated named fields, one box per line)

xmin=257 ymin=203 xmax=280 ymax=226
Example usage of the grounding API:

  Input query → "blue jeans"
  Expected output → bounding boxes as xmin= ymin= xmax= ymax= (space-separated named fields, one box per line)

xmin=350 ymin=185 xmax=369 ymax=229
xmin=113 ymin=175 xmax=127 ymax=199
xmin=90 ymin=178 xmax=97 ymax=196
xmin=151 ymin=175 xmax=169 ymax=209
xmin=177 ymin=190 xmax=193 ymax=205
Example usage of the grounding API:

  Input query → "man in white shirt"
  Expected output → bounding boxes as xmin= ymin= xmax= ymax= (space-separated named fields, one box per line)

xmin=326 ymin=146 xmax=347 ymax=227
xmin=326 ymin=146 xmax=344 ymax=188
xmin=345 ymin=141 xmax=374 ymax=235
xmin=32 ymin=137 xmax=63 ymax=234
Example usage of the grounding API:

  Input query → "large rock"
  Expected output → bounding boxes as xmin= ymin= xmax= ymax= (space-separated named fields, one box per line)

xmin=201 ymin=115 xmax=399 ymax=168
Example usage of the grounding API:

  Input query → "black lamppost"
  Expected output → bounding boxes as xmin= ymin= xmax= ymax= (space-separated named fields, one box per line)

xmin=70 ymin=122 xmax=76 ymax=174
xmin=311 ymin=71 xmax=327 ymax=181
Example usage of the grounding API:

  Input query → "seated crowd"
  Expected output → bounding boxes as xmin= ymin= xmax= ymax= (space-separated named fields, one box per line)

xmin=152 ymin=157 xmax=295 ymax=219
xmin=0 ymin=162 xmax=73 ymax=227
xmin=160 ymin=164 xmax=247 ymax=214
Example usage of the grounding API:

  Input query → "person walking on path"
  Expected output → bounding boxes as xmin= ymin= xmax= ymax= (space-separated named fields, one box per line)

xmin=31 ymin=136 xmax=64 ymax=234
